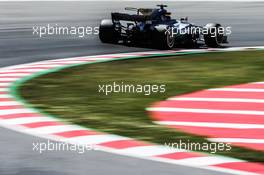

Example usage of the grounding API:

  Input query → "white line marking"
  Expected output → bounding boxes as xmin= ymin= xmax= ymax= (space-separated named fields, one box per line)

xmin=208 ymin=138 xmax=264 ymax=144
xmin=147 ymin=107 xmax=264 ymax=115
xmin=169 ymin=97 xmax=264 ymax=103
xmin=209 ymin=88 xmax=264 ymax=92
xmin=154 ymin=121 xmax=264 ymax=129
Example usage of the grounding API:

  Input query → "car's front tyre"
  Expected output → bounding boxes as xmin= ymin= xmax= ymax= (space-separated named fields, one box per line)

xmin=204 ymin=23 xmax=224 ymax=48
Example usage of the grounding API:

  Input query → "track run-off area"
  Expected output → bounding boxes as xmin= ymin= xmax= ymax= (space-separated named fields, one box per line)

xmin=0 ymin=47 xmax=264 ymax=175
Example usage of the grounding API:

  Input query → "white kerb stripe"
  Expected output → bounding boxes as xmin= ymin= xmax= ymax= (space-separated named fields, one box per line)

xmin=208 ymin=138 xmax=264 ymax=144
xmin=26 ymin=63 xmax=68 ymax=67
xmin=0 ymin=63 xmax=43 ymax=70
xmin=154 ymin=121 xmax=264 ymax=129
xmin=252 ymin=82 xmax=264 ymax=84
xmin=147 ymin=107 xmax=264 ymax=115
xmin=0 ymin=101 xmax=20 ymax=106
xmin=84 ymin=57 xmax=114 ymax=61
xmin=169 ymin=97 xmax=264 ymax=103
xmin=174 ymin=156 xmax=243 ymax=166
xmin=118 ymin=145 xmax=182 ymax=157
xmin=0 ymin=69 xmax=47 ymax=73
xmin=102 ymin=54 xmax=139 ymax=57
xmin=26 ymin=125 xmax=85 ymax=134
xmin=19 ymin=65 xmax=59 ymax=69
xmin=0 ymin=83 xmax=11 ymax=86
xmin=0 ymin=73 xmax=30 ymax=77
xmin=209 ymin=88 xmax=264 ymax=92
xmin=0 ymin=78 xmax=20 ymax=81
xmin=0 ymin=88 xmax=8 ymax=92
xmin=1 ymin=117 xmax=58 ymax=125
xmin=0 ymin=94 xmax=11 ymax=98
xmin=47 ymin=58 xmax=87 ymax=62
xmin=0 ymin=109 xmax=33 ymax=116
xmin=46 ymin=60 xmax=86 ymax=64
xmin=219 ymin=47 xmax=242 ymax=51
xmin=238 ymin=46 xmax=264 ymax=49
xmin=64 ymin=135 xmax=129 ymax=145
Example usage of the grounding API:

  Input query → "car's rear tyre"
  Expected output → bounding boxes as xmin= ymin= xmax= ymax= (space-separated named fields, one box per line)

xmin=152 ymin=27 xmax=174 ymax=50
xmin=99 ymin=19 xmax=119 ymax=44
xmin=204 ymin=23 xmax=224 ymax=48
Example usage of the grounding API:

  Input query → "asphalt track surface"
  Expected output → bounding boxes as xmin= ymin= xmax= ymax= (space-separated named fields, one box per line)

xmin=0 ymin=2 xmax=264 ymax=175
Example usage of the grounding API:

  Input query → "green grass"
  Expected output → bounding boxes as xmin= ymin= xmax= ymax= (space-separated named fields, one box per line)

xmin=19 ymin=50 xmax=264 ymax=162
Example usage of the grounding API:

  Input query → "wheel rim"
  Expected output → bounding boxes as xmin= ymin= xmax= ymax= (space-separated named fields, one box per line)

xmin=215 ymin=33 xmax=223 ymax=45
xmin=214 ymin=25 xmax=223 ymax=46
xmin=166 ymin=30 xmax=174 ymax=48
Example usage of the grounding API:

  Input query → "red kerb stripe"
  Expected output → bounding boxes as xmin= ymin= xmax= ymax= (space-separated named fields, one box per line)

xmin=21 ymin=121 xmax=63 ymax=128
xmin=53 ymin=130 xmax=100 ymax=138
xmin=99 ymin=140 xmax=150 ymax=149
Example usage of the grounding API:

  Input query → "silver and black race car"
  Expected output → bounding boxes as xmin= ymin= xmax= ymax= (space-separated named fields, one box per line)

xmin=99 ymin=5 xmax=229 ymax=49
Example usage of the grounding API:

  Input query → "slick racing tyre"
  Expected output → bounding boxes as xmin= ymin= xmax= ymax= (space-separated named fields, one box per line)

xmin=153 ymin=26 xmax=175 ymax=50
xmin=99 ymin=19 xmax=119 ymax=44
xmin=204 ymin=23 xmax=224 ymax=48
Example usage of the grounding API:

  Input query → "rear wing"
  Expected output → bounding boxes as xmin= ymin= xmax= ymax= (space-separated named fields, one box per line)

xmin=111 ymin=12 xmax=151 ymax=22
xmin=124 ymin=7 xmax=138 ymax=12
xmin=111 ymin=7 xmax=154 ymax=22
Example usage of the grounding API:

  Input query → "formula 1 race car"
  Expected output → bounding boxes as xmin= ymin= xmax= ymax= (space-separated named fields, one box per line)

xmin=99 ymin=5 xmax=229 ymax=49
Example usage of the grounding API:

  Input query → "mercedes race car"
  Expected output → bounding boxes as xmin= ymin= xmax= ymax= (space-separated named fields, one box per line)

xmin=99 ymin=5 xmax=229 ymax=49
